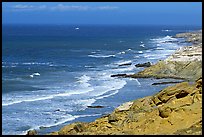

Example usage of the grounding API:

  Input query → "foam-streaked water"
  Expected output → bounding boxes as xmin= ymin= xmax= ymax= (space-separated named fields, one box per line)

xmin=2 ymin=25 xmax=201 ymax=135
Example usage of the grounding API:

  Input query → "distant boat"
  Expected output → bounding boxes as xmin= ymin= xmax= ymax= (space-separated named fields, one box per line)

xmin=162 ymin=29 xmax=172 ymax=32
xmin=75 ymin=27 xmax=79 ymax=30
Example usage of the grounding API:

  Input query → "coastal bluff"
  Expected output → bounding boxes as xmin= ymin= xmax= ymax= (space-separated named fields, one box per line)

xmin=48 ymin=78 xmax=202 ymax=135
xmin=35 ymin=30 xmax=202 ymax=135
xmin=125 ymin=30 xmax=202 ymax=81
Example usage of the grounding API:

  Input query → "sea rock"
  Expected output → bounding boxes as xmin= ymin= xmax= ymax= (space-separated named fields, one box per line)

xmin=54 ymin=109 xmax=60 ymax=112
xmin=87 ymin=105 xmax=104 ymax=108
xmin=26 ymin=129 xmax=37 ymax=135
xmin=152 ymin=81 xmax=183 ymax=85
xmin=135 ymin=62 xmax=151 ymax=67
xmin=119 ymin=63 xmax=132 ymax=66
xmin=111 ymin=74 xmax=127 ymax=77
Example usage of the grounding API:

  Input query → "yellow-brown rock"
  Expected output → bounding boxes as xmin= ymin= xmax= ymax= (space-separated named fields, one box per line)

xmin=49 ymin=78 xmax=202 ymax=135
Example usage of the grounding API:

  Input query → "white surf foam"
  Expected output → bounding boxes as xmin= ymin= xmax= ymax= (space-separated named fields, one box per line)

xmin=44 ymin=114 xmax=76 ymax=128
xmin=77 ymin=75 xmax=91 ymax=84
xmin=2 ymin=87 xmax=94 ymax=107
xmin=150 ymin=35 xmax=178 ymax=44
xmin=162 ymin=29 xmax=172 ymax=32
xmin=128 ymin=78 xmax=141 ymax=85
xmin=74 ymin=98 xmax=96 ymax=109
xmin=30 ymin=72 xmax=40 ymax=78
xmin=119 ymin=40 xmax=125 ymax=43
xmin=117 ymin=51 xmax=126 ymax=54
xmin=22 ymin=62 xmax=51 ymax=65
xmin=95 ymin=90 xmax=119 ymax=100
xmin=126 ymin=48 xmax=132 ymax=51
xmin=140 ymin=44 xmax=145 ymax=47
xmin=84 ymin=65 xmax=93 ymax=68
xmin=21 ymin=113 xmax=76 ymax=135
xmin=156 ymin=47 xmax=165 ymax=50
xmin=134 ymin=79 xmax=141 ymax=85
xmin=88 ymin=77 xmax=127 ymax=98
xmin=113 ymin=65 xmax=135 ymax=72
xmin=88 ymin=54 xmax=115 ymax=58
xmin=3 ymin=62 xmax=51 ymax=66
xmin=117 ymin=49 xmax=132 ymax=55
xmin=115 ymin=60 xmax=132 ymax=65
xmin=76 ymin=75 xmax=92 ymax=88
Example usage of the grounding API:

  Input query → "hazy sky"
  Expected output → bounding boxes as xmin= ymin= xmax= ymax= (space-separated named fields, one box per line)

xmin=2 ymin=2 xmax=202 ymax=26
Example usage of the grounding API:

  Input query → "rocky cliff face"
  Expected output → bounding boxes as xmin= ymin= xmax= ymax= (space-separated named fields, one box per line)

xmin=49 ymin=78 xmax=202 ymax=135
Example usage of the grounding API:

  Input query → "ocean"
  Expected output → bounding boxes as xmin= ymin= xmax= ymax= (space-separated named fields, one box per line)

xmin=2 ymin=24 xmax=201 ymax=135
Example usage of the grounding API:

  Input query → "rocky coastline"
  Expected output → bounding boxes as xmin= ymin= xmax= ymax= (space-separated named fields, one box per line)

xmin=29 ymin=30 xmax=202 ymax=135
xmin=116 ymin=31 xmax=202 ymax=82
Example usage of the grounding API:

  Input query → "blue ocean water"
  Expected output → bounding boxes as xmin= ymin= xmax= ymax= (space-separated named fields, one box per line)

xmin=2 ymin=24 xmax=201 ymax=135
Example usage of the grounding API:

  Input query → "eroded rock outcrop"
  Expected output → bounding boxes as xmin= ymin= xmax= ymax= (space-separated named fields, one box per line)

xmin=49 ymin=78 xmax=202 ymax=135
xmin=126 ymin=30 xmax=202 ymax=81
xmin=135 ymin=62 xmax=151 ymax=67
xmin=26 ymin=129 xmax=37 ymax=135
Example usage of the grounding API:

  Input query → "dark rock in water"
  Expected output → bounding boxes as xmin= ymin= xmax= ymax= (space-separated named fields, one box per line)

xmin=39 ymin=126 xmax=47 ymax=130
xmin=54 ymin=109 xmax=60 ymax=112
xmin=135 ymin=62 xmax=151 ymax=67
xmin=87 ymin=105 xmax=104 ymax=108
xmin=152 ymin=81 xmax=183 ymax=85
xmin=161 ymin=40 xmax=179 ymax=43
xmin=108 ymin=113 xmax=118 ymax=123
xmin=111 ymin=74 xmax=127 ymax=77
xmin=119 ymin=63 xmax=132 ymax=67
xmin=26 ymin=129 xmax=37 ymax=135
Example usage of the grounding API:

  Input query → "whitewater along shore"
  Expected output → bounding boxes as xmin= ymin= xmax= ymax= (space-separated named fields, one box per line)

xmin=28 ymin=30 xmax=202 ymax=135
xmin=124 ymin=30 xmax=202 ymax=81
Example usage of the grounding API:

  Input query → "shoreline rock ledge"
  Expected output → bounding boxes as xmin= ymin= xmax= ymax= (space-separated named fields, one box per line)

xmin=125 ymin=30 xmax=202 ymax=82
xmin=47 ymin=78 xmax=202 ymax=135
